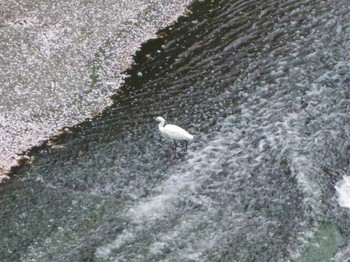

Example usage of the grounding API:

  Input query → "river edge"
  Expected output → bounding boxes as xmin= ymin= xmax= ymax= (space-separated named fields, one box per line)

xmin=0 ymin=0 xmax=195 ymax=183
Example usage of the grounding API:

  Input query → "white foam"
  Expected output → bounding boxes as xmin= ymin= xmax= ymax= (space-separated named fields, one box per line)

xmin=335 ymin=176 xmax=350 ymax=208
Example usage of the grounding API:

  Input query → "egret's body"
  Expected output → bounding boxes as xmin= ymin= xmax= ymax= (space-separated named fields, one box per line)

xmin=155 ymin=116 xmax=193 ymax=150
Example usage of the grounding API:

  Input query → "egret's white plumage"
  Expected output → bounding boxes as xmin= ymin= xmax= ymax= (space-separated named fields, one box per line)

xmin=155 ymin=116 xmax=193 ymax=150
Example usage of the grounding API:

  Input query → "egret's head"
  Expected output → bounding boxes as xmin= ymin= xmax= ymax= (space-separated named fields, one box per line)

xmin=155 ymin=116 xmax=165 ymax=123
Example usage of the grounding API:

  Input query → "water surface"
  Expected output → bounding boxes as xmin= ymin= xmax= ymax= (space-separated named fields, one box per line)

xmin=1 ymin=0 xmax=350 ymax=261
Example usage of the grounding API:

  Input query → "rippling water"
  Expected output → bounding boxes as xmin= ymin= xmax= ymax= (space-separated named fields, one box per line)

xmin=1 ymin=0 xmax=350 ymax=261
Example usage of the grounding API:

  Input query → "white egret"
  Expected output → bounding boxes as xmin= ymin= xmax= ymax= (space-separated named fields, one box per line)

xmin=155 ymin=116 xmax=193 ymax=151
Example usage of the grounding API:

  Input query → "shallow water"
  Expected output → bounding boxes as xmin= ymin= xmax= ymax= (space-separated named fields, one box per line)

xmin=2 ymin=0 xmax=350 ymax=261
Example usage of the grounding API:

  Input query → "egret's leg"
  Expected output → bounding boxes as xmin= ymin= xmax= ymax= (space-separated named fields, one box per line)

xmin=185 ymin=140 xmax=188 ymax=151
xmin=174 ymin=141 xmax=177 ymax=151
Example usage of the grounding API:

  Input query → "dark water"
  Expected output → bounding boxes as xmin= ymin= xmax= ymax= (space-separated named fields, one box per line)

xmin=2 ymin=0 xmax=350 ymax=261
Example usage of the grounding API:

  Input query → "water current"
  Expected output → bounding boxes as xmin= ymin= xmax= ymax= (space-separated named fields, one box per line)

xmin=2 ymin=0 xmax=350 ymax=261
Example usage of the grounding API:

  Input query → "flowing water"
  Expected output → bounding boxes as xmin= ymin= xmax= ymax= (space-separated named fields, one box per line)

xmin=2 ymin=0 xmax=350 ymax=261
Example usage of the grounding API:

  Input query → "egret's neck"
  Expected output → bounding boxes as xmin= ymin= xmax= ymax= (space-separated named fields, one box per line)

xmin=158 ymin=120 xmax=165 ymax=131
